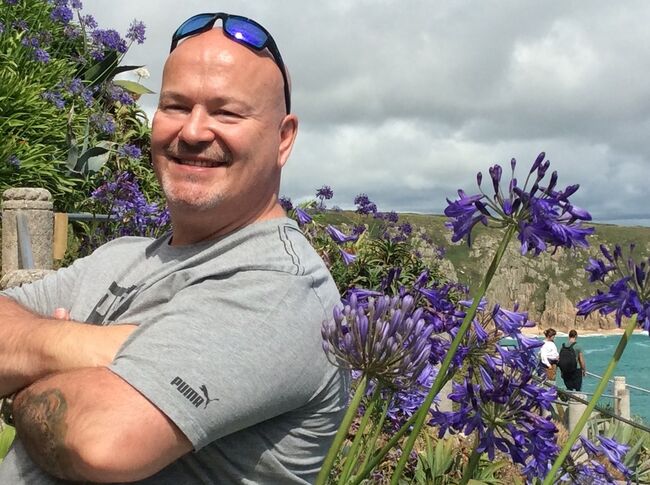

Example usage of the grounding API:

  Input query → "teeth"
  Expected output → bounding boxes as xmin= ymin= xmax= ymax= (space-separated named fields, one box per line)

xmin=176 ymin=158 xmax=221 ymax=168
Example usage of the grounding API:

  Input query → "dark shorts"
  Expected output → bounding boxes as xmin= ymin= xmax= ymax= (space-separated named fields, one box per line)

xmin=562 ymin=370 xmax=583 ymax=391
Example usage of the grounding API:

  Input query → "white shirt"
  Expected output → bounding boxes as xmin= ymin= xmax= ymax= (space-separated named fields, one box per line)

xmin=539 ymin=340 xmax=559 ymax=366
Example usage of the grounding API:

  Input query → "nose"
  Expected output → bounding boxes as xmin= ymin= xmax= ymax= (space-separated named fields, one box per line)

xmin=178 ymin=105 xmax=216 ymax=145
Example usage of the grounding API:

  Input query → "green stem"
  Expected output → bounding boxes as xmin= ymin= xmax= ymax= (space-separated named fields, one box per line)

xmin=460 ymin=436 xmax=482 ymax=485
xmin=542 ymin=317 xmax=638 ymax=485
xmin=355 ymin=391 xmax=394 ymax=477
xmin=316 ymin=375 xmax=368 ymax=485
xmin=338 ymin=385 xmax=382 ymax=483
xmin=389 ymin=225 xmax=517 ymax=484
xmin=349 ymin=412 xmax=418 ymax=485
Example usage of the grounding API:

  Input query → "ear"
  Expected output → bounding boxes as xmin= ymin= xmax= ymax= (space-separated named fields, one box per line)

xmin=277 ymin=114 xmax=298 ymax=169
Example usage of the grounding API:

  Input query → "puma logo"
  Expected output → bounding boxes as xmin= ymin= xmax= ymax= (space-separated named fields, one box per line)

xmin=200 ymin=384 xmax=219 ymax=409
xmin=170 ymin=377 xmax=218 ymax=409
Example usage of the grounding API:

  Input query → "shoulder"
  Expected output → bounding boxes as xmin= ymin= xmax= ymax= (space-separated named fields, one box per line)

xmin=219 ymin=218 xmax=331 ymax=278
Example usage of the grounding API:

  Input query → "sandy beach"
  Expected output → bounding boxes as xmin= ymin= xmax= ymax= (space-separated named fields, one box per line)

xmin=520 ymin=326 xmax=646 ymax=337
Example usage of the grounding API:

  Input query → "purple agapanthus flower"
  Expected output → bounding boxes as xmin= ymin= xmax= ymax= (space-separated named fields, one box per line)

xmin=7 ymin=155 xmax=20 ymax=169
xmin=89 ymin=113 xmax=116 ymax=135
xmin=294 ymin=207 xmax=312 ymax=226
xmin=89 ymin=171 xmax=170 ymax=244
xmin=81 ymin=14 xmax=97 ymax=29
xmin=326 ymin=225 xmax=359 ymax=244
xmin=33 ymin=48 xmax=50 ymax=63
xmin=444 ymin=152 xmax=594 ymax=255
xmin=354 ymin=193 xmax=377 ymax=215
xmin=577 ymin=243 xmax=650 ymax=333
xmin=126 ymin=19 xmax=146 ymax=44
xmin=51 ymin=4 xmax=73 ymax=24
xmin=42 ymin=90 xmax=65 ymax=109
xmin=316 ymin=185 xmax=334 ymax=200
xmin=322 ymin=293 xmax=434 ymax=389
xmin=339 ymin=249 xmax=357 ymax=265
xmin=91 ymin=28 xmax=128 ymax=53
xmin=12 ymin=19 xmax=28 ymax=31
xmin=278 ymin=195 xmax=293 ymax=212
xmin=107 ymin=84 xmax=134 ymax=105
xmin=117 ymin=143 xmax=142 ymax=159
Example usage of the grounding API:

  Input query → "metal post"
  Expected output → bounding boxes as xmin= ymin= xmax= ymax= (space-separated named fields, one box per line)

xmin=614 ymin=376 xmax=631 ymax=420
xmin=568 ymin=392 xmax=588 ymax=438
xmin=438 ymin=378 xmax=454 ymax=413
xmin=15 ymin=212 xmax=35 ymax=269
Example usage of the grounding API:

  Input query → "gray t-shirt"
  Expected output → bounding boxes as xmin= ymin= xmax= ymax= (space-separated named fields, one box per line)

xmin=0 ymin=218 xmax=349 ymax=484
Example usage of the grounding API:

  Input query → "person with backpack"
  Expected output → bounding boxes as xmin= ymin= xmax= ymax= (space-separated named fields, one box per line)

xmin=558 ymin=329 xmax=587 ymax=391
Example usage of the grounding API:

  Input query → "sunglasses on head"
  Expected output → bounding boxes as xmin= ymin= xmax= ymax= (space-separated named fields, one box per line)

xmin=170 ymin=12 xmax=291 ymax=114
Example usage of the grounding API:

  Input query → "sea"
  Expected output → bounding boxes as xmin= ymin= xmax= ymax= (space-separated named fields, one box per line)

xmin=549 ymin=333 xmax=650 ymax=424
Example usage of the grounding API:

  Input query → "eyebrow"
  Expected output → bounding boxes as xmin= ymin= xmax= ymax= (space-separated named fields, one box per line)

xmin=158 ymin=91 xmax=253 ymax=112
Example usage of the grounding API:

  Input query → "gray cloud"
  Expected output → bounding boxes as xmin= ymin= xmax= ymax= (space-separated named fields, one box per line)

xmin=85 ymin=0 xmax=650 ymax=225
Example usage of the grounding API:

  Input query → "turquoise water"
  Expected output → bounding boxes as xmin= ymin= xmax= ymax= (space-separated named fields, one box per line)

xmin=551 ymin=333 xmax=650 ymax=424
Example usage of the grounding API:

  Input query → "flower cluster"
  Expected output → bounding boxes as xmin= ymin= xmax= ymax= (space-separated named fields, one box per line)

xmin=117 ymin=143 xmax=142 ymax=160
xmin=7 ymin=155 xmax=20 ymax=169
xmin=577 ymin=243 xmax=649 ymax=333
xmin=444 ymin=152 xmax=594 ymax=254
xmin=316 ymin=185 xmax=334 ymax=210
xmin=559 ymin=435 xmax=633 ymax=483
xmin=322 ymin=292 xmax=434 ymax=390
xmin=85 ymin=172 xmax=170 ymax=253
xmin=354 ymin=193 xmax=377 ymax=215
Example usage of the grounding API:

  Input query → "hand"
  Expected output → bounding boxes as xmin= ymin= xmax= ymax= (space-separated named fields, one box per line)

xmin=53 ymin=307 xmax=71 ymax=320
xmin=582 ymin=368 xmax=586 ymax=376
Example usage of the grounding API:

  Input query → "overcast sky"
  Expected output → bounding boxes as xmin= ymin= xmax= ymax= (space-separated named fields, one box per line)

xmin=85 ymin=0 xmax=650 ymax=226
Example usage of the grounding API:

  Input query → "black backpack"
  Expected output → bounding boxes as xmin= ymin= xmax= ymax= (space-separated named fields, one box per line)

xmin=558 ymin=343 xmax=577 ymax=374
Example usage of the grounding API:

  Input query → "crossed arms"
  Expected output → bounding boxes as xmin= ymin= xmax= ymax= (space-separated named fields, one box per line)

xmin=0 ymin=295 xmax=192 ymax=482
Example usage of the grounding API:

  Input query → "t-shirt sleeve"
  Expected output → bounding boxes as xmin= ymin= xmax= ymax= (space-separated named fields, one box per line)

xmin=109 ymin=270 xmax=334 ymax=451
xmin=0 ymin=257 xmax=88 ymax=316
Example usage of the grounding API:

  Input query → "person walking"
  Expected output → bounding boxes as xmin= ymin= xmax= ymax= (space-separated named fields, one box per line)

xmin=539 ymin=328 xmax=559 ymax=380
xmin=558 ymin=329 xmax=587 ymax=391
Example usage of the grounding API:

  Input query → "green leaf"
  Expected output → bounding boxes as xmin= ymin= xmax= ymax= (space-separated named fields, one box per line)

xmin=113 ymin=80 xmax=155 ymax=95
xmin=71 ymin=141 xmax=113 ymax=175
xmin=112 ymin=64 xmax=144 ymax=76
xmin=0 ymin=426 xmax=16 ymax=461
xmin=83 ymin=51 xmax=119 ymax=87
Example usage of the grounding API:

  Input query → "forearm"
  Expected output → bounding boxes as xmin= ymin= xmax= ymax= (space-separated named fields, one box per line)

xmin=579 ymin=355 xmax=586 ymax=372
xmin=0 ymin=297 xmax=136 ymax=396
xmin=13 ymin=368 xmax=191 ymax=482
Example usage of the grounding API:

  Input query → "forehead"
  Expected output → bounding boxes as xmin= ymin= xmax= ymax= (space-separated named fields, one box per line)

xmin=160 ymin=29 xmax=284 ymax=115
xmin=163 ymin=29 xmax=279 ymax=89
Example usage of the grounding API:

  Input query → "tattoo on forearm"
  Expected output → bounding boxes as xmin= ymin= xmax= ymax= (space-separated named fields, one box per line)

xmin=13 ymin=388 xmax=77 ymax=480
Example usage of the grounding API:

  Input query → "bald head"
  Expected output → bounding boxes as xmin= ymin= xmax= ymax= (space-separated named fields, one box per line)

xmin=163 ymin=28 xmax=287 ymax=118
xmin=151 ymin=26 xmax=299 ymax=243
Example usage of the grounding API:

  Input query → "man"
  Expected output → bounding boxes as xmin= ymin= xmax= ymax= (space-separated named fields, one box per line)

xmin=0 ymin=13 xmax=348 ymax=484
xmin=559 ymin=329 xmax=587 ymax=392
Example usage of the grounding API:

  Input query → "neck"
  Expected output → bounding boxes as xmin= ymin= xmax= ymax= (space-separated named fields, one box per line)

xmin=168 ymin=200 xmax=286 ymax=246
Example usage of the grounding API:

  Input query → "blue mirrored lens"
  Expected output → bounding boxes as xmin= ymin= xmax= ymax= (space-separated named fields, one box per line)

xmin=224 ymin=17 xmax=268 ymax=48
xmin=176 ymin=13 xmax=216 ymax=37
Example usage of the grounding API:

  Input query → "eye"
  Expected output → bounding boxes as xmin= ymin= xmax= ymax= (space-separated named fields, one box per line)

xmin=214 ymin=109 xmax=243 ymax=121
xmin=163 ymin=103 xmax=190 ymax=113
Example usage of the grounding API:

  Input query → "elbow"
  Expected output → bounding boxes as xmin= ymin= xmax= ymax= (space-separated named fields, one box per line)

xmin=70 ymin=439 xmax=152 ymax=483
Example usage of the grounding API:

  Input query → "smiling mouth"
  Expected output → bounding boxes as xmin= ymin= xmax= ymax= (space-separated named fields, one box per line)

xmin=171 ymin=157 xmax=228 ymax=168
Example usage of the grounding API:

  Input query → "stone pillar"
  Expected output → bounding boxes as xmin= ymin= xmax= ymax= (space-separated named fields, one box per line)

xmin=568 ymin=392 xmax=588 ymax=438
xmin=1 ymin=188 xmax=53 ymax=276
xmin=613 ymin=376 xmax=631 ymax=420
xmin=438 ymin=378 xmax=454 ymax=413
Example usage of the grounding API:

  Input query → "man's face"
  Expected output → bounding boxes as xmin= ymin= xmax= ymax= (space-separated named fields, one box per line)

xmin=151 ymin=29 xmax=294 ymax=222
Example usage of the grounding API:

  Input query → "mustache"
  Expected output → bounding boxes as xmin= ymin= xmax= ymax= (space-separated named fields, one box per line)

xmin=165 ymin=141 xmax=233 ymax=164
